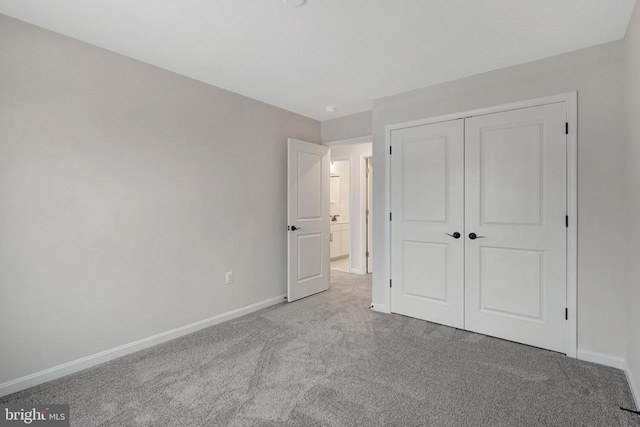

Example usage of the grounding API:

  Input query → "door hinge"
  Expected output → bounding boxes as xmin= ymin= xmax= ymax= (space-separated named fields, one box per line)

xmin=389 ymin=212 xmax=392 ymax=221
xmin=366 ymin=251 xmax=370 ymax=257
xmin=389 ymin=146 xmax=393 ymax=155
xmin=390 ymin=279 xmax=392 ymax=288
xmin=565 ymin=215 xmax=569 ymax=228
xmin=566 ymin=122 xmax=569 ymax=135
xmin=366 ymin=209 xmax=369 ymax=215
xmin=565 ymin=308 xmax=568 ymax=320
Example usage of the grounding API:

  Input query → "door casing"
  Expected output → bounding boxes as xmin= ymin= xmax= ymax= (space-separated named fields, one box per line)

xmin=366 ymin=157 xmax=373 ymax=274
xmin=382 ymin=92 xmax=578 ymax=358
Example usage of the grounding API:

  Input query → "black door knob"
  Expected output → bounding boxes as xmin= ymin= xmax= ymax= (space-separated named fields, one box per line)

xmin=291 ymin=225 xmax=301 ymax=231
xmin=445 ymin=232 xmax=461 ymax=239
xmin=469 ymin=232 xmax=485 ymax=240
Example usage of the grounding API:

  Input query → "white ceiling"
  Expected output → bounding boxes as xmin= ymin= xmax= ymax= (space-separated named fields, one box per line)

xmin=0 ymin=0 xmax=636 ymax=120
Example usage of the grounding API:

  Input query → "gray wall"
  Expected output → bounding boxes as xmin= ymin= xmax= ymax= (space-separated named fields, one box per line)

xmin=625 ymin=2 xmax=640 ymax=402
xmin=321 ymin=111 xmax=372 ymax=143
xmin=371 ymin=41 xmax=628 ymax=359
xmin=0 ymin=15 xmax=320 ymax=384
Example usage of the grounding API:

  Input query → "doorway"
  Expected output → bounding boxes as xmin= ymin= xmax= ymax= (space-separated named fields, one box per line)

xmin=329 ymin=159 xmax=350 ymax=272
xmin=327 ymin=142 xmax=373 ymax=276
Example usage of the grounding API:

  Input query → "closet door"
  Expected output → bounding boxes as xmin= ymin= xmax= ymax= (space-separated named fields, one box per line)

xmin=391 ymin=120 xmax=465 ymax=328
xmin=464 ymin=103 xmax=567 ymax=353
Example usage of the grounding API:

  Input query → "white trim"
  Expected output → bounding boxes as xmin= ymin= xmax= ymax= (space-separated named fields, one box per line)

xmin=371 ymin=303 xmax=390 ymax=313
xmin=324 ymin=135 xmax=373 ymax=147
xmin=384 ymin=92 xmax=578 ymax=358
xmin=0 ymin=295 xmax=285 ymax=398
xmin=576 ymin=349 xmax=624 ymax=369
xmin=384 ymin=110 xmax=393 ymax=321
xmin=357 ymin=153 xmax=369 ymax=276
xmin=565 ymin=92 xmax=578 ymax=358
xmin=364 ymin=155 xmax=374 ymax=274
xmin=624 ymin=360 xmax=640 ymax=411
xmin=384 ymin=93 xmax=576 ymax=132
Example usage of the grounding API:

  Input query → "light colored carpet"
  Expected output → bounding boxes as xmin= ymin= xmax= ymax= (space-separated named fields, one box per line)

xmin=2 ymin=271 xmax=638 ymax=426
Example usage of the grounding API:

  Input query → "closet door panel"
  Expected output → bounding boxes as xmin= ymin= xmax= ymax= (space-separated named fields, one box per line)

xmin=464 ymin=103 xmax=567 ymax=353
xmin=390 ymin=120 xmax=465 ymax=328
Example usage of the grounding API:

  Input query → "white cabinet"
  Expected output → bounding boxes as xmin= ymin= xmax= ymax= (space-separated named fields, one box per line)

xmin=330 ymin=226 xmax=341 ymax=259
xmin=330 ymin=223 xmax=350 ymax=259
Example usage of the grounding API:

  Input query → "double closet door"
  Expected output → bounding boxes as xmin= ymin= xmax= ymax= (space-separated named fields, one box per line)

xmin=391 ymin=103 xmax=568 ymax=353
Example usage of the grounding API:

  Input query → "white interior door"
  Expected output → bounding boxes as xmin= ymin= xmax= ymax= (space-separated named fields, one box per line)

xmin=391 ymin=120 xmax=465 ymax=328
xmin=464 ymin=103 xmax=567 ymax=353
xmin=287 ymin=138 xmax=330 ymax=302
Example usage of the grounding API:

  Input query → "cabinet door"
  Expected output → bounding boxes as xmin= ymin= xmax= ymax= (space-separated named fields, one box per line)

xmin=330 ymin=232 xmax=341 ymax=258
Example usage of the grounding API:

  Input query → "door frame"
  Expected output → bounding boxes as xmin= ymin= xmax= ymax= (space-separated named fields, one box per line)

xmin=383 ymin=92 xmax=578 ymax=358
xmin=365 ymin=156 xmax=373 ymax=274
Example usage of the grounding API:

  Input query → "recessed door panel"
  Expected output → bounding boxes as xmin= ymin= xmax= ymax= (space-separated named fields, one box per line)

xmin=297 ymin=152 xmax=323 ymax=220
xmin=481 ymin=124 xmax=543 ymax=226
xmin=465 ymin=103 xmax=567 ymax=353
xmin=391 ymin=120 xmax=464 ymax=329
xmin=403 ymin=137 xmax=447 ymax=222
xmin=479 ymin=247 xmax=543 ymax=320
xmin=297 ymin=233 xmax=323 ymax=282
xmin=403 ymin=241 xmax=448 ymax=302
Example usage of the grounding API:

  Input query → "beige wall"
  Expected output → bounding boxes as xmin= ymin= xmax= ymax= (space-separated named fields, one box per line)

xmin=321 ymin=111 xmax=372 ymax=143
xmin=371 ymin=41 xmax=628 ymax=359
xmin=624 ymin=1 xmax=640 ymax=405
xmin=0 ymin=15 xmax=320 ymax=385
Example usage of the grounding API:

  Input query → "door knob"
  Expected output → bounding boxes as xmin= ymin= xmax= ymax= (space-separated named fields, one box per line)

xmin=291 ymin=226 xmax=301 ymax=231
xmin=445 ymin=232 xmax=461 ymax=239
xmin=469 ymin=232 xmax=485 ymax=240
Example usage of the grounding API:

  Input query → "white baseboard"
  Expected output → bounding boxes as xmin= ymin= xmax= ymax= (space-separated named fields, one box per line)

xmin=349 ymin=268 xmax=365 ymax=275
xmin=371 ymin=303 xmax=390 ymax=314
xmin=0 ymin=294 xmax=285 ymax=398
xmin=625 ymin=361 xmax=640 ymax=411
xmin=576 ymin=348 xmax=625 ymax=369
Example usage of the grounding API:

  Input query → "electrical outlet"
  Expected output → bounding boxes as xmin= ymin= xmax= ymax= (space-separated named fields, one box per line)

xmin=225 ymin=271 xmax=234 ymax=285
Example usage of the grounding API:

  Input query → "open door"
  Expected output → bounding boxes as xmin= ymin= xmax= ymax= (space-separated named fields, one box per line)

xmin=287 ymin=138 xmax=330 ymax=302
